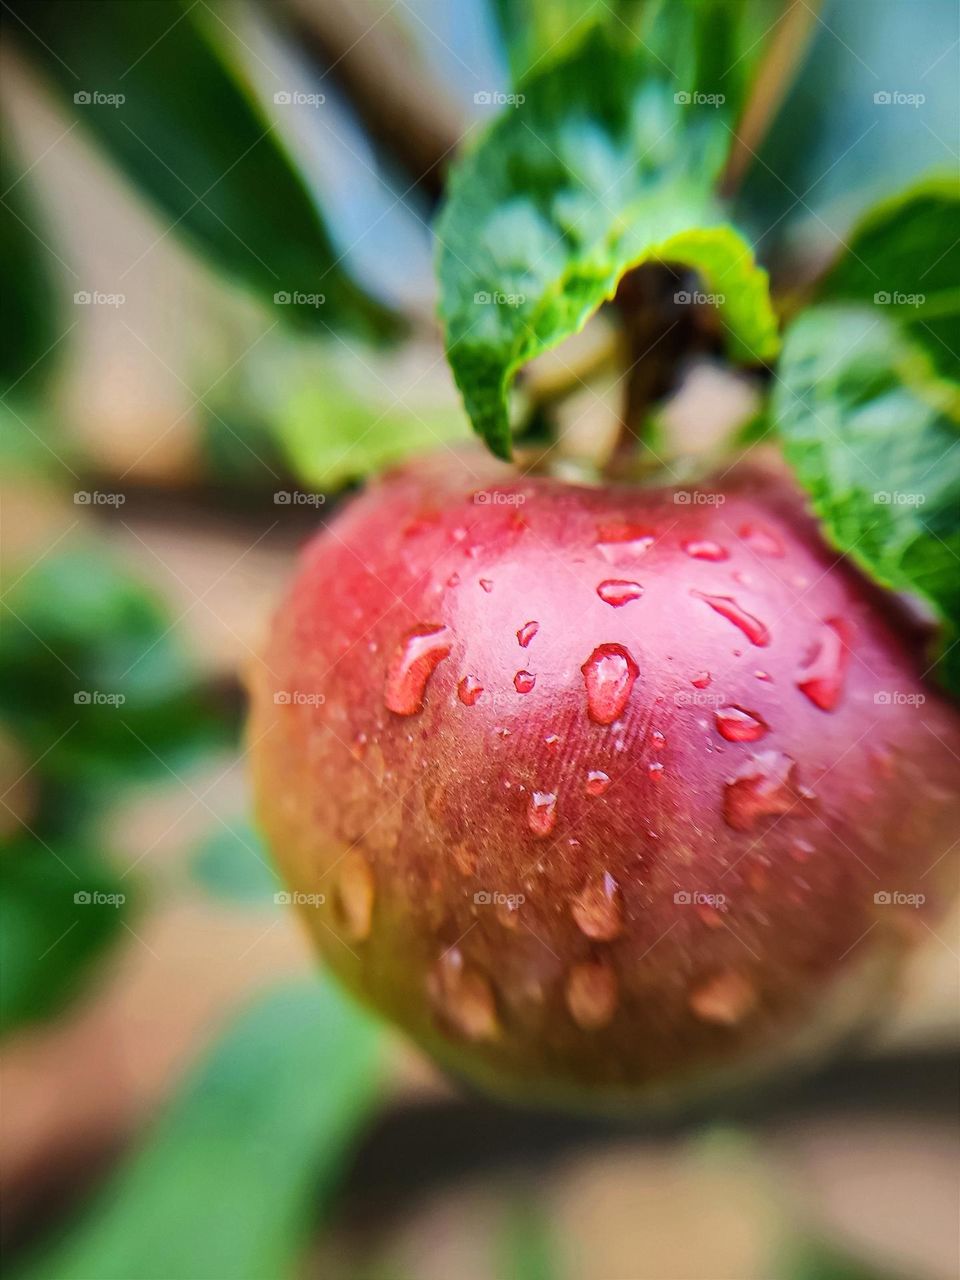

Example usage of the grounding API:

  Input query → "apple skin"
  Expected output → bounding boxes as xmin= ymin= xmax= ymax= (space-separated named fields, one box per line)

xmin=249 ymin=448 xmax=960 ymax=1109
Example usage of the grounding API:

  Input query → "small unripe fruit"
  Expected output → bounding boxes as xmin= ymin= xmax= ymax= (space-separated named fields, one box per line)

xmin=250 ymin=450 xmax=960 ymax=1109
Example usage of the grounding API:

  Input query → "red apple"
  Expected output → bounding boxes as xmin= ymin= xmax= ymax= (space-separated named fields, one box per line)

xmin=249 ymin=448 xmax=960 ymax=1109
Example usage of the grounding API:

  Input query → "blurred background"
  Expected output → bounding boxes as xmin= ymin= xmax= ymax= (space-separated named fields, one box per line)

xmin=1 ymin=2 xmax=958 ymax=1277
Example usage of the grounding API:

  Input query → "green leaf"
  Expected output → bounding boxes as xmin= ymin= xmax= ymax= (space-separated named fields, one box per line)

xmin=0 ymin=546 xmax=225 ymax=786
xmin=820 ymin=177 xmax=960 ymax=384
xmin=493 ymin=0 xmax=779 ymax=100
xmin=6 ymin=0 xmax=397 ymax=337
xmin=772 ymin=305 xmax=960 ymax=691
xmin=437 ymin=27 xmax=779 ymax=458
xmin=0 ymin=836 xmax=127 ymax=1035
xmin=25 ymin=979 xmax=382 ymax=1280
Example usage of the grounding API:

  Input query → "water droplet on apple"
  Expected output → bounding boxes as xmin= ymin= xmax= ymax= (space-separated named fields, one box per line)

xmin=514 ymin=670 xmax=536 ymax=694
xmin=739 ymin=522 xmax=784 ymax=557
xmin=479 ymin=578 xmax=493 ymax=593
xmin=585 ymin=769 xmax=611 ymax=796
xmin=458 ymin=675 xmax=483 ymax=706
xmin=527 ymin=791 xmax=557 ymax=837
xmin=647 ymin=761 xmax=664 ymax=780
xmin=723 ymin=750 xmax=802 ymax=831
xmin=384 ymin=623 xmax=452 ymax=715
xmin=428 ymin=948 xmax=500 ymax=1041
xmin=692 ymin=591 xmax=770 ymax=647
xmin=596 ymin=523 xmax=654 ymax=564
xmin=565 ymin=960 xmax=618 ymax=1029
xmin=581 ymin=643 xmax=640 ymax=724
xmin=517 ymin=620 xmax=540 ymax=648
xmin=715 ymin=705 xmax=769 ymax=742
xmin=596 ymin=579 xmax=644 ymax=606
xmin=571 ymin=871 xmax=623 ymax=940
xmin=797 ymin=618 xmax=852 ymax=711
xmin=688 ymin=970 xmax=757 ymax=1025
xmin=683 ymin=539 xmax=728 ymax=561
xmin=691 ymin=671 xmax=712 ymax=688
xmin=336 ymin=849 xmax=375 ymax=940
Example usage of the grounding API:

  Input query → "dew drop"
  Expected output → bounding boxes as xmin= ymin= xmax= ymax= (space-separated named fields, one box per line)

xmin=689 ymin=970 xmax=757 ymax=1025
xmin=739 ymin=522 xmax=784 ymax=557
xmin=692 ymin=591 xmax=770 ymax=647
xmin=597 ymin=579 xmax=644 ymax=607
xmin=458 ymin=675 xmax=483 ymax=706
xmin=585 ymin=769 xmax=611 ymax=796
xmin=691 ymin=671 xmax=712 ymax=689
xmin=336 ymin=849 xmax=375 ymax=941
xmin=790 ymin=838 xmax=815 ymax=864
xmin=428 ymin=948 xmax=500 ymax=1041
xmin=581 ymin=643 xmax=640 ymax=725
xmin=683 ymin=539 xmax=729 ymax=562
xmin=514 ymin=670 xmax=536 ymax=694
xmin=571 ymin=871 xmax=623 ymax=940
xmin=596 ymin=523 xmax=655 ymax=564
xmin=565 ymin=960 xmax=619 ymax=1029
xmin=715 ymin=705 xmax=769 ymax=743
xmin=544 ymin=733 xmax=561 ymax=749
xmin=527 ymin=791 xmax=557 ymax=837
xmin=650 ymin=729 xmax=666 ymax=747
xmin=797 ymin=618 xmax=852 ymax=711
xmin=755 ymin=670 xmax=772 ymax=682
xmin=723 ymin=750 xmax=803 ymax=832
xmin=479 ymin=578 xmax=494 ymax=593
xmin=350 ymin=731 xmax=368 ymax=761
xmin=647 ymin=761 xmax=664 ymax=780
xmin=447 ymin=571 xmax=461 ymax=588
xmin=696 ymin=904 xmax=725 ymax=929
xmin=517 ymin=620 xmax=540 ymax=648
xmin=384 ymin=623 xmax=452 ymax=715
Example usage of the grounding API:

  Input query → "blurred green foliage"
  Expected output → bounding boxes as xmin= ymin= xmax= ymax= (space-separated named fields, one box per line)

xmin=4 ymin=0 xmax=398 ymax=341
xmin=21 ymin=980 xmax=382 ymax=1280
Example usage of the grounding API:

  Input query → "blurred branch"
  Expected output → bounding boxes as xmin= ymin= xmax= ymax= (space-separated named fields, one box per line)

xmin=279 ymin=0 xmax=465 ymax=199
xmin=720 ymin=0 xmax=823 ymax=199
